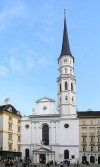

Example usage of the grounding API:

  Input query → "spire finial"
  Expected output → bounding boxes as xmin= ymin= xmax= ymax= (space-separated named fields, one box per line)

xmin=64 ymin=9 xmax=66 ymax=18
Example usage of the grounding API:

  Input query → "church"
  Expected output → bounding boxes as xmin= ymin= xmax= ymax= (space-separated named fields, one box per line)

xmin=21 ymin=11 xmax=79 ymax=164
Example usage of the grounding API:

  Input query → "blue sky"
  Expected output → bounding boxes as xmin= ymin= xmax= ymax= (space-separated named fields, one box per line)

xmin=0 ymin=0 xmax=100 ymax=115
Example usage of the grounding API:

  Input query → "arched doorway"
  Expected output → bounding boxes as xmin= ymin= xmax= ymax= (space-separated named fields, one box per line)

xmin=25 ymin=148 xmax=29 ymax=158
xmin=64 ymin=150 xmax=69 ymax=159
xmin=90 ymin=156 xmax=95 ymax=163
xmin=82 ymin=156 xmax=87 ymax=164
xmin=39 ymin=154 xmax=46 ymax=164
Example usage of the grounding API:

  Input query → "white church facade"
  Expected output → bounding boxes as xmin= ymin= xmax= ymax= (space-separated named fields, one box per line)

xmin=21 ymin=12 xmax=79 ymax=164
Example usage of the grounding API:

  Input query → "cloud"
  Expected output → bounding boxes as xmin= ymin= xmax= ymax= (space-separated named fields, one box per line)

xmin=0 ymin=66 xmax=8 ymax=76
xmin=0 ymin=0 xmax=26 ymax=30
xmin=26 ymin=56 xmax=35 ymax=70
xmin=10 ymin=56 xmax=22 ymax=71
xmin=38 ymin=58 xmax=48 ymax=65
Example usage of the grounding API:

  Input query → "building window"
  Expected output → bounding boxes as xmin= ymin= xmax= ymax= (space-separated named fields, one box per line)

xmin=18 ymin=127 xmax=21 ymax=133
xmin=18 ymin=136 xmax=21 ymax=142
xmin=98 ymin=120 xmax=100 ymax=125
xmin=82 ymin=120 xmax=86 ymax=125
xmin=91 ymin=146 xmax=94 ymax=151
xmin=82 ymin=128 xmax=87 ymax=134
xmin=90 ymin=120 xmax=94 ymax=125
xmin=65 ymin=68 xmax=67 ymax=74
xmin=9 ymin=134 xmax=12 ymax=140
xmin=90 ymin=136 xmax=94 ymax=143
xmin=65 ymin=82 xmax=68 ymax=90
xmin=25 ymin=148 xmax=29 ymax=158
xmin=71 ymin=155 xmax=75 ymax=159
xmin=72 ymin=96 xmax=74 ymax=101
xmin=97 ymin=128 xmax=100 ymax=134
xmin=65 ymin=96 xmax=68 ymax=101
xmin=83 ymin=136 xmax=86 ymax=142
xmin=64 ymin=59 xmax=67 ymax=62
xmin=64 ymin=150 xmax=69 ymax=159
xmin=70 ymin=69 xmax=72 ymax=74
xmin=71 ymin=83 xmax=73 ymax=91
xmin=18 ymin=120 xmax=21 ymax=123
xmin=60 ymin=97 xmax=61 ymax=104
xmin=9 ymin=124 xmax=12 ymax=130
xmin=59 ymin=83 xmax=61 ymax=92
xmin=98 ymin=136 xmax=100 ymax=143
xmin=42 ymin=124 xmax=49 ymax=145
xmin=98 ymin=146 xmax=100 ymax=152
xmin=90 ymin=127 xmax=95 ymax=134
xmin=83 ymin=145 xmax=86 ymax=151
xmin=18 ymin=146 xmax=20 ymax=152
xmin=9 ymin=116 xmax=12 ymax=121
xmin=9 ymin=144 xmax=12 ymax=151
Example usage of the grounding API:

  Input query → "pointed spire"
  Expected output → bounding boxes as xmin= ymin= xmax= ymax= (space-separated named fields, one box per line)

xmin=60 ymin=9 xmax=72 ymax=56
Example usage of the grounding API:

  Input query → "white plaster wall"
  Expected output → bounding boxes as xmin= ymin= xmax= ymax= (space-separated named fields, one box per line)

xmin=35 ymin=100 xmax=55 ymax=115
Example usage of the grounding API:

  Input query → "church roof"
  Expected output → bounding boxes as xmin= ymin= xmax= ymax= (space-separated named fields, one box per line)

xmin=58 ymin=10 xmax=74 ymax=62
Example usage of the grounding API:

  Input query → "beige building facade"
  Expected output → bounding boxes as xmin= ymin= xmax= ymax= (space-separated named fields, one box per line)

xmin=78 ymin=110 xmax=100 ymax=164
xmin=0 ymin=104 xmax=21 ymax=160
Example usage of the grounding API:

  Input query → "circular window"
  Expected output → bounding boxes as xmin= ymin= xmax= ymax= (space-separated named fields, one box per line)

xmin=64 ymin=124 xmax=69 ymax=128
xmin=43 ymin=106 xmax=47 ymax=110
xmin=25 ymin=124 xmax=29 ymax=129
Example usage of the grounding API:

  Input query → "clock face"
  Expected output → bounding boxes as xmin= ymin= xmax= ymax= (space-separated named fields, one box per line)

xmin=64 ymin=124 xmax=69 ymax=128
xmin=43 ymin=106 xmax=47 ymax=110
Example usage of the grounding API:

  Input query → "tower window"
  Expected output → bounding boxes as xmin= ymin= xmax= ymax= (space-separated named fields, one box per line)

xmin=72 ymin=97 xmax=74 ymax=101
xmin=70 ymin=69 xmax=72 ymax=74
xmin=65 ymin=82 xmax=68 ymax=90
xmin=64 ymin=59 xmax=67 ymax=62
xmin=59 ymin=83 xmax=61 ymax=92
xmin=65 ymin=96 xmax=67 ymax=100
xmin=60 ymin=97 xmax=61 ymax=103
xmin=71 ymin=83 xmax=73 ymax=91
xmin=65 ymin=68 xmax=67 ymax=74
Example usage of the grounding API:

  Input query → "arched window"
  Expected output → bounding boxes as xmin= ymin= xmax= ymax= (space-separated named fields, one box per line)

xmin=64 ymin=150 xmax=69 ymax=159
xmin=25 ymin=148 xmax=29 ymax=158
xmin=42 ymin=124 xmax=49 ymax=145
xmin=90 ymin=156 xmax=95 ymax=163
xmin=60 ymin=83 xmax=61 ymax=92
xmin=72 ymin=96 xmax=74 ymax=101
xmin=65 ymin=96 xmax=67 ymax=101
xmin=71 ymin=83 xmax=73 ymax=91
xmin=70 ymin=69 xmax=72 ymax=74
xmin=65 ymin=68 xmax=67 ymax=74
xmin=65 ymin=82 xmax=68 ymax=90
xmin=64 ymin=59 xmax=67 ymax=62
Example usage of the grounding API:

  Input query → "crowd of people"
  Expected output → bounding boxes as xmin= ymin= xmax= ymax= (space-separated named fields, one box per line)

xmin=0 ymin=158 xmax=32 ymax=167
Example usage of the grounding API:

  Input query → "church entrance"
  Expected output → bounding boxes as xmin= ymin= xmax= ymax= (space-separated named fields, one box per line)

xmin=39 ymin=154 xmax=46 ymax=164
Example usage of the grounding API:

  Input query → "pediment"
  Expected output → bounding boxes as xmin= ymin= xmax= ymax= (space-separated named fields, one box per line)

xmin=36 ymin=97 xmax=55 ymax=103
xmin=33 ymin=147 xmax=54 ymax=153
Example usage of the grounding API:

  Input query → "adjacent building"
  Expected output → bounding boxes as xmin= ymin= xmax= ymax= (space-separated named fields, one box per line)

xmin=78 ymin=110 xmax=100 ymax=164
xmin=0 ymin=100 xmax=22 ymax=160
xmin=21 ymin=11 xmax=79 ymax=164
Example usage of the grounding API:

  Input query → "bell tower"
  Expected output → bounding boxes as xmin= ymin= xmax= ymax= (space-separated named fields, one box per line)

xmin=57 ymin=10 xmax=77 ymax=115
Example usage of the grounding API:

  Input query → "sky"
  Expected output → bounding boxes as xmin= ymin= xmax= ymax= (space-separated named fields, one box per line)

xmin=0 ymin=0 xmax=100 ymax=115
